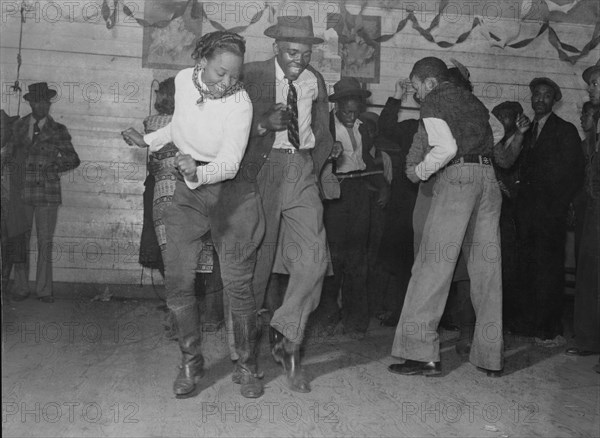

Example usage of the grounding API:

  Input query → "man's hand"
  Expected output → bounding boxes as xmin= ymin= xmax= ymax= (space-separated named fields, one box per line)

xmin=121 ymin=128 xmax=147 ymax=148
xmin=393 ymin=78 xmax=410 ymax=100
xmin=259 ymin=103 xmax=291 ymax=132
xmin=515 ymin=114 xmax=531 ymax=134
xmin=376 ymin=183 xmax=390 ymax=209
xmin=175 ymin=153 xmax=199 ymax=183
xmin=329 ymin=141 xmax=343 ymax=160
xmin=406 ymin=164 xmax=421 ymax=183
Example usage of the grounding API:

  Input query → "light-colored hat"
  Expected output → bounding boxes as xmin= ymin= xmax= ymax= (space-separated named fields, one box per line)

xmin=264 ymin=16 xmax=324 ymax=45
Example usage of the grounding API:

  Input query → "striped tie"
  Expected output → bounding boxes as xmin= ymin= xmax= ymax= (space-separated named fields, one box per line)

xmin=287 ymin=79 xmax=300 ymax=149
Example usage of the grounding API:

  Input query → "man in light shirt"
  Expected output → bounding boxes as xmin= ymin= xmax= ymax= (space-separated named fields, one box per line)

xmin=240 ymin=16 xmax=339 ymax=393
xmin=388 ymin=57 xmax=504 ymax=377
xmin=317 ymin=78 xmax=389 ymax=338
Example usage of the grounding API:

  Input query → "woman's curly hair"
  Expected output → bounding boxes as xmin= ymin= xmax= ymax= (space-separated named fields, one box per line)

xmin=191 ymin=31 xmax=246 ymax=62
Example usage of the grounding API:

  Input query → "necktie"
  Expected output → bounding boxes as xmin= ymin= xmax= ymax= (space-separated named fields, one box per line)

xmin=32 ymin=120 xmax=40 ymax=142
xmin=529 ymin=121 xmax=539 ymax=148
xmin=287 ymin=79 xmax=300 ymax=149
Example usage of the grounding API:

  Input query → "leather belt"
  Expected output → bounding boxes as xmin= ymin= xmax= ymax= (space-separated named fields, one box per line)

xmin=271 ymin=148 xmax=310 ymax=155
xmin=448 ymin=155 xmax=492 ymax=167
xmin=336 ymin=170 xmax=383 ymax=180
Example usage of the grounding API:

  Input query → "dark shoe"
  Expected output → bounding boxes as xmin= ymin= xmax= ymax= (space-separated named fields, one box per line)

xmin=232 ymin=362 xmax=264 ymax=398
xmin=38 ymin=296 xmax=54 ymax=303
xmin=272 ymin=337 xmax=311 ymax=393
xmin=477 ymin=366 xmax=503 ymax=378
xmin=455 ymin=340 xmax=471 ymax=357
xmin=566 ymin=347 xmax=598 ymax=356
xmin=232 ymin=361 xmax=264 ymax=384
xmin=10 ymin=293 xmax=29 ymax=302
xmin=173 ymin=355 xmax=205 ymax=398
xmin=388 ymin=360 xmax=441 ymax=376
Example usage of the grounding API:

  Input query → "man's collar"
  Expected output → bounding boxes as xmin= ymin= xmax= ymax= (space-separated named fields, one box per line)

xmin=534 ymin=112 xmax=552 ymax=124
xmin=274 ymin=58 xmax=308 ymax=83
xmin=30 ymin=115 xmax=48 ymax=127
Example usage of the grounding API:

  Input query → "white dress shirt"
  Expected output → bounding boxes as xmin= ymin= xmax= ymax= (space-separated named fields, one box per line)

xmin=272 ymin=59 xmax=318 ymax=150
xmin=144 ymin=68 xmax=253 ymax=189
xmin=334 ymin=114 xmax=366 ymax=174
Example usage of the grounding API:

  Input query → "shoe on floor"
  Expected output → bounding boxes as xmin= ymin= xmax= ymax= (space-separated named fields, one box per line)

xmin=565 ymin=347 xmax=598 ymax=356
xmin=534 ymin=335 xmax=566 ymax=348
xmin=388 ymin=360 xmax=441 ymax=376
xmin=476 ymin=366 xmax=503 ymax=377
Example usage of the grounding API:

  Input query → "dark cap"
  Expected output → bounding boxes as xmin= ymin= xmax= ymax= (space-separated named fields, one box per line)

xmin=529 ymin=77 xmax=562 ymax=102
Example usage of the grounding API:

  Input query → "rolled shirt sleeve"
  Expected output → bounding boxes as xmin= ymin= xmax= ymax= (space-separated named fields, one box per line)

xmin=186 ymin=98 xmax=253 ymax=190
xmin=415 ymin=118 xmax=458 ymax=181
xmin=144 ymin=124 xmax=173 ymax=152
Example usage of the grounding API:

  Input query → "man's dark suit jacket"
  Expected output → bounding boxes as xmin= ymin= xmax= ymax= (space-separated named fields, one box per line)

xmin=237 ymin=57 xmax=339 ymax=199
xmin=518 ymin=112 xmax=585 ymax=217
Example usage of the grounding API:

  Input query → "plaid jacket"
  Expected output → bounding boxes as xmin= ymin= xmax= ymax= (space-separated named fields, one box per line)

xmin=4 ymin=114 xmax=80 ymax=205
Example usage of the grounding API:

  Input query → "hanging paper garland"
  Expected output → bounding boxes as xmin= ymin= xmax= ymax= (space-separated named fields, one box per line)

xmin=352 ymin=0 xmax=598 ymax=64
xmin=103 ymin=0 xmax=272 ymax=34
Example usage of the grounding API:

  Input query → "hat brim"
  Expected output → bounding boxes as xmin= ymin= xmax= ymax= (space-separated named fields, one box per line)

xmin=583 ymin=65 xmax=600 ymax=85
xmin=23 ymin=90 xmax=57 ymax=102
xmin=329 ymin=89 xmax=372 ymax=102
xmin=529 ymin=79 xmax=562 ymax=102
xmin=264 ymin=25 xmax=324 ymax=44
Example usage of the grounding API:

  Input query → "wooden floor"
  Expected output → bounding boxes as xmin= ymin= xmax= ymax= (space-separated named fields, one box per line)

xmin=2 ymin=294 xmax=599 ymax=437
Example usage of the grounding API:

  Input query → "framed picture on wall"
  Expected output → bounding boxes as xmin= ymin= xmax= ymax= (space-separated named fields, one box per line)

xmin=142 ymin=0 xmax=203 ymax=70
xmin=326 ymin=12 xmax=381 ymax=84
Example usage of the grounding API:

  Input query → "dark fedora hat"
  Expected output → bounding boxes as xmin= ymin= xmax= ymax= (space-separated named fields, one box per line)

xmin=23 ymin=82 xmax=57 ymax=102
xmin=264 ymin=16 xmax=324 ymax=45
xmin=529 ymin=77 xmax=562 ymax=102
xmin=329 ymin=77 xmax=371 ymax=102
xmin=492 ymin=101 xmax=524 ymax=118
xmin=582 ymin=59 xmax=600 ymax=85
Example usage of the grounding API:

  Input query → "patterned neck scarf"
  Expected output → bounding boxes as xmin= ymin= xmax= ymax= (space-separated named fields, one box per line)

xmin=192 ymin=64 xmax=244 ymax=105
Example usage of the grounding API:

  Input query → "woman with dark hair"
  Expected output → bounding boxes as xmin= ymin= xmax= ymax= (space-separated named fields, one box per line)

xmin=122 ymin=31 xmax=265 ymax=399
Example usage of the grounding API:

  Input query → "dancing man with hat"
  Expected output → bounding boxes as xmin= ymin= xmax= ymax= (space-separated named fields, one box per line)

xmin=316 ymin=77 xmax=389 ymax=339
xmin=513 ymin=77 xmax=585 ymax=342
xmin=2 ymin=82 xmax=80 ymax=304
xmin=240 ymin=15 xmax=340 ymax=393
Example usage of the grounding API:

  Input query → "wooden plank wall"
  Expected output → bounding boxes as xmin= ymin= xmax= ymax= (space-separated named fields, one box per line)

xmin=0 ymin=0 xmax=596 ymax=285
